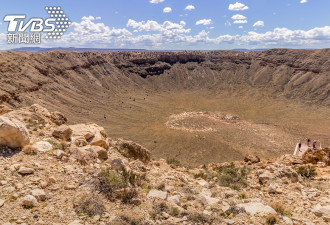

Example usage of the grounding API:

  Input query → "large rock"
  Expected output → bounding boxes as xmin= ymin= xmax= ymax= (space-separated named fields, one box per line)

xmin=70 ymin=123 xmax=108 ymax=149
xmin=147 ymin=189 xmax=168 ymax=200
xmin=244 ymin=155 xmax=260 ymax=164
xmin=312 ymin=204 xmax=330 ymax=218
xmin=52 ymin=125 xmax=72 ymax=141
xmin=199 ymin=193 xmax=220 ymax=206
xmin=115 ymin=139 xmax=151 ymax=163
xmin=0 ymin=115 xmax=30 ymax=148
xmin=31 ymin=189 xmax=46 ymax=201
xmin=236 ymin=202 xmax=276 ymax=215
xmin=303 ymin=148 xmax=330 ymax=166
xmin=68 ymin=145 xmax=107 ymax=164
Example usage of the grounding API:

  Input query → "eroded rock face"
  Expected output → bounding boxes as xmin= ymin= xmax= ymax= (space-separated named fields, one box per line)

xmin=0 ymin=115 xmax=30 ymax=148
xmin=52 ymin=125 xmax=73 ymax=141
xmin=115 ymin=139 xmax=151 ymax=163
xmin=303 ymin=148 xmax=330 ymax=166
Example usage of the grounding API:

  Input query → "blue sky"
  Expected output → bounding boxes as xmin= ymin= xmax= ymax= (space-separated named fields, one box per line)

xmin=1 ymin=0 xmax=330 ymax=50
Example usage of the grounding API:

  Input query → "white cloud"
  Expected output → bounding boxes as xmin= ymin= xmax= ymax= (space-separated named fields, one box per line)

xmin=196 ymin=19 xmax=212 ymax=26
xmin=231 ymin=14 xmax=247 ymax=20
xmin=163 ymin=7 xmax=172 ymax=13
xmin=253 ymin=21 xmax=265 ymax=27
xmin=300 ymin=0 xmax=308 ymax=3
xmin=239 ymin=26 xmax=243 ymax=29
xmin=185 ymin=5 xmax=195 ymax=11
xmin=225 ymin=21 xmax=232 ymax=27
xmin=229 ymin=2 xmax=249 ymax=11
xmin=150 ymin=0 xmax=164 ymax=4
xmin=233 ymin=20 xmax=248 ymax=24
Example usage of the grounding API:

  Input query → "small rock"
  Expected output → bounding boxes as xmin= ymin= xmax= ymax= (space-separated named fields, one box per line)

xmin=32 ymin=141 xmax=53 ymax=152
xmin=131 ymin=198 xmax=142 ymax=206
xmin=0 ymin=199 xmax=5 ymax=207
xmin=64 ymin=184 xmax=77 ymax=190
xmin=68 ymin=220 xmax=83 ymax=225
xmin=168 ymin=195 xmax=180 ymax=204
xmin=18 ymin=167 xmax=35 ymax=175
xmin=244 ymin=155 xmax=260 ymax=164
xmin=31 ymin=189 xmax=46 ymax=201
xmin=111 ymin=158 xmax=125 ymax=170
xmin=147 ymin=189 xmax=168 ymax=200
xmin=21 ymin=195 xmax=38 ymax=208
xmin=199 ymin=192 xmax=220 ymax=206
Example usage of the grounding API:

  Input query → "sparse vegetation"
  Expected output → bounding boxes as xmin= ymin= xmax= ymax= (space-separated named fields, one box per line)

xmin=269 ymin=202 xmax=286 ymax=215
xmin=74 ymin=193 xmax=105 ymax=217
xmin=265 ymin=214 xmax=280 ymax=225
xmin=166 ymin=157 xmax=182 ymax=167
xmin=296 ymin=165 xmax=317 ymax=178
xmin=216 ymin=162 xmax=248 ymax=190
xmin=22 ymin=145 xmax=37 ymax=155
xmin=97 ymin=167 xmax=139 ymax=203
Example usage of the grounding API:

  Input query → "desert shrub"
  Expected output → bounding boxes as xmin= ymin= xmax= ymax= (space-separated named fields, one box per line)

xmin=296 ymin=165 xmax=317 ymax=178
xmin=170 ymin=206 xmax=180 ymax=217
xmin=217 ymin=162 xmax=248 ymax=190
xmin=194 ymin=171 xmax=208 ymax=180
xmin=111 ymin=215 xmax=144 ymax=225
xmin=269 ymin=202 xmax=286 ymax=215
xmin=265 ymin=214 xmax=279 ymax=225
xmin=151 ymin=201 xmax=169 ymax=220
xmin=22 ymin=145 xmax=37 ymax=155
xmin=74 ymin=193 xmax=105 ymax=217
xmin=166 ymin=157 xmax=182 ymax=167
xmin=188 ymin=212 xmax=220 ymax=224
xmin=97 ymin=167 xmax=139 ymax=203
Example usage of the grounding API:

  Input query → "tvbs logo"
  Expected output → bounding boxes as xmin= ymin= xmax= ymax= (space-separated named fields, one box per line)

xmin=4 ymin=6 xmax=71 ymax=44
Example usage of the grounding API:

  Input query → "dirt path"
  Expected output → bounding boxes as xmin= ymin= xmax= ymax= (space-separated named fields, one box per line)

xmin=293 ymin=143 xmax=309 ymax=156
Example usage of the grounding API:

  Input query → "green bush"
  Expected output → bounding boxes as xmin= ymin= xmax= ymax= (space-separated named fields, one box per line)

xmin=166 ymin=157 xmax=182 ymax=167
xmin=97 ymin=167 xmax=139 ymax=203
xmin=217 ymin=162 xmax=248 ymax=190
xmin=296 ymin=165 xmax=317 ymax=178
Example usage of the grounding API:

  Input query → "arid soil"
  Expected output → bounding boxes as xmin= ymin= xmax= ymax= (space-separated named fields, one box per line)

xmin=0 ymin=49 xmax=329 ymax=166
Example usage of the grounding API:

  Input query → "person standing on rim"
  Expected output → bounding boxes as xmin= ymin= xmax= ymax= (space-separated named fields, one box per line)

xmin=313 ymin=140 xmax=317 ymax=149
xmin=307 ymin=138 xmax=311 ymax=147
xmin=298 ymin=141 xmax=302 ymax=152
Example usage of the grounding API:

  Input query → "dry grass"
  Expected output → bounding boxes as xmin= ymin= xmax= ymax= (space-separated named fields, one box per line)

xmin=74 ymin=193 xmax=105 ymax=217
xmin=265 ymin=214 xmax=280 ymax=225
xmin=22 ymin=145 xmax=37 ymax=155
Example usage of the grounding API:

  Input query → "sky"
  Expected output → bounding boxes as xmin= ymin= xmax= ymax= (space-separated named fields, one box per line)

xmin=0 ymin=0 xmax=330 ymax=50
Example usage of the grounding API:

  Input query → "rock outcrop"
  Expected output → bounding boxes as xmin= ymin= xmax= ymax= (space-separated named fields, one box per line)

xmin=303 ymin=148 xmax=330 ymax=166
xmin=115 ymin=139 xmax=151 ymax=163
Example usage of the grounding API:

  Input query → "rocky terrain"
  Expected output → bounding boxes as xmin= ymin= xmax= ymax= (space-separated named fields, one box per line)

xmin=0 ymin=105 xmax=329 ymax=225
xmin=0 ymin=49 xmax=329 ymax=165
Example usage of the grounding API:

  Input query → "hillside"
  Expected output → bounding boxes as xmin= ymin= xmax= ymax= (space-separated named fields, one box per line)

xmin=0 ymin=105 xmax=329 ymax=225
xmin=0 ymin=49 xmax=329 ymax=165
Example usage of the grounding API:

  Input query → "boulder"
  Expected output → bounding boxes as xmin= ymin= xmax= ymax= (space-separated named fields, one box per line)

xmin=199 ymin=193 xmax=220 ymax=206
xmin=244 ymin=155 xmax=260 ymax=164
xmin=69 ymin=146 xmax=98 ymax=165
xmin=236 ymin=202 xmax=276 ymax=215
xmin=303 ymin=148 xmax=330 ymax=166
xmin=21 ymin=195 xmax=38 ymax=208
xmin=116 ymin=139 xmax=151 ymax=163
xmin=147 ymin=189 xmax=168 ymax=200
xmin=70 ymin=123 xmax=108 ymax=149
xmin=50 ymin=111 xmax=67 ymax=125
xmin=257 ymin=170 xmax=274 ymax=185
xmin=32 ymin=141 xmax=53 ymax=152
xmin=0 ymin=115 xmax=30 ymax=148
xmin=52 ymin=125 xmax=72 ymax=141
xmin=275 ymin=166 xmax=299 ymax=183
xmin=312 ymin=204 xmax=330 ymax=218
